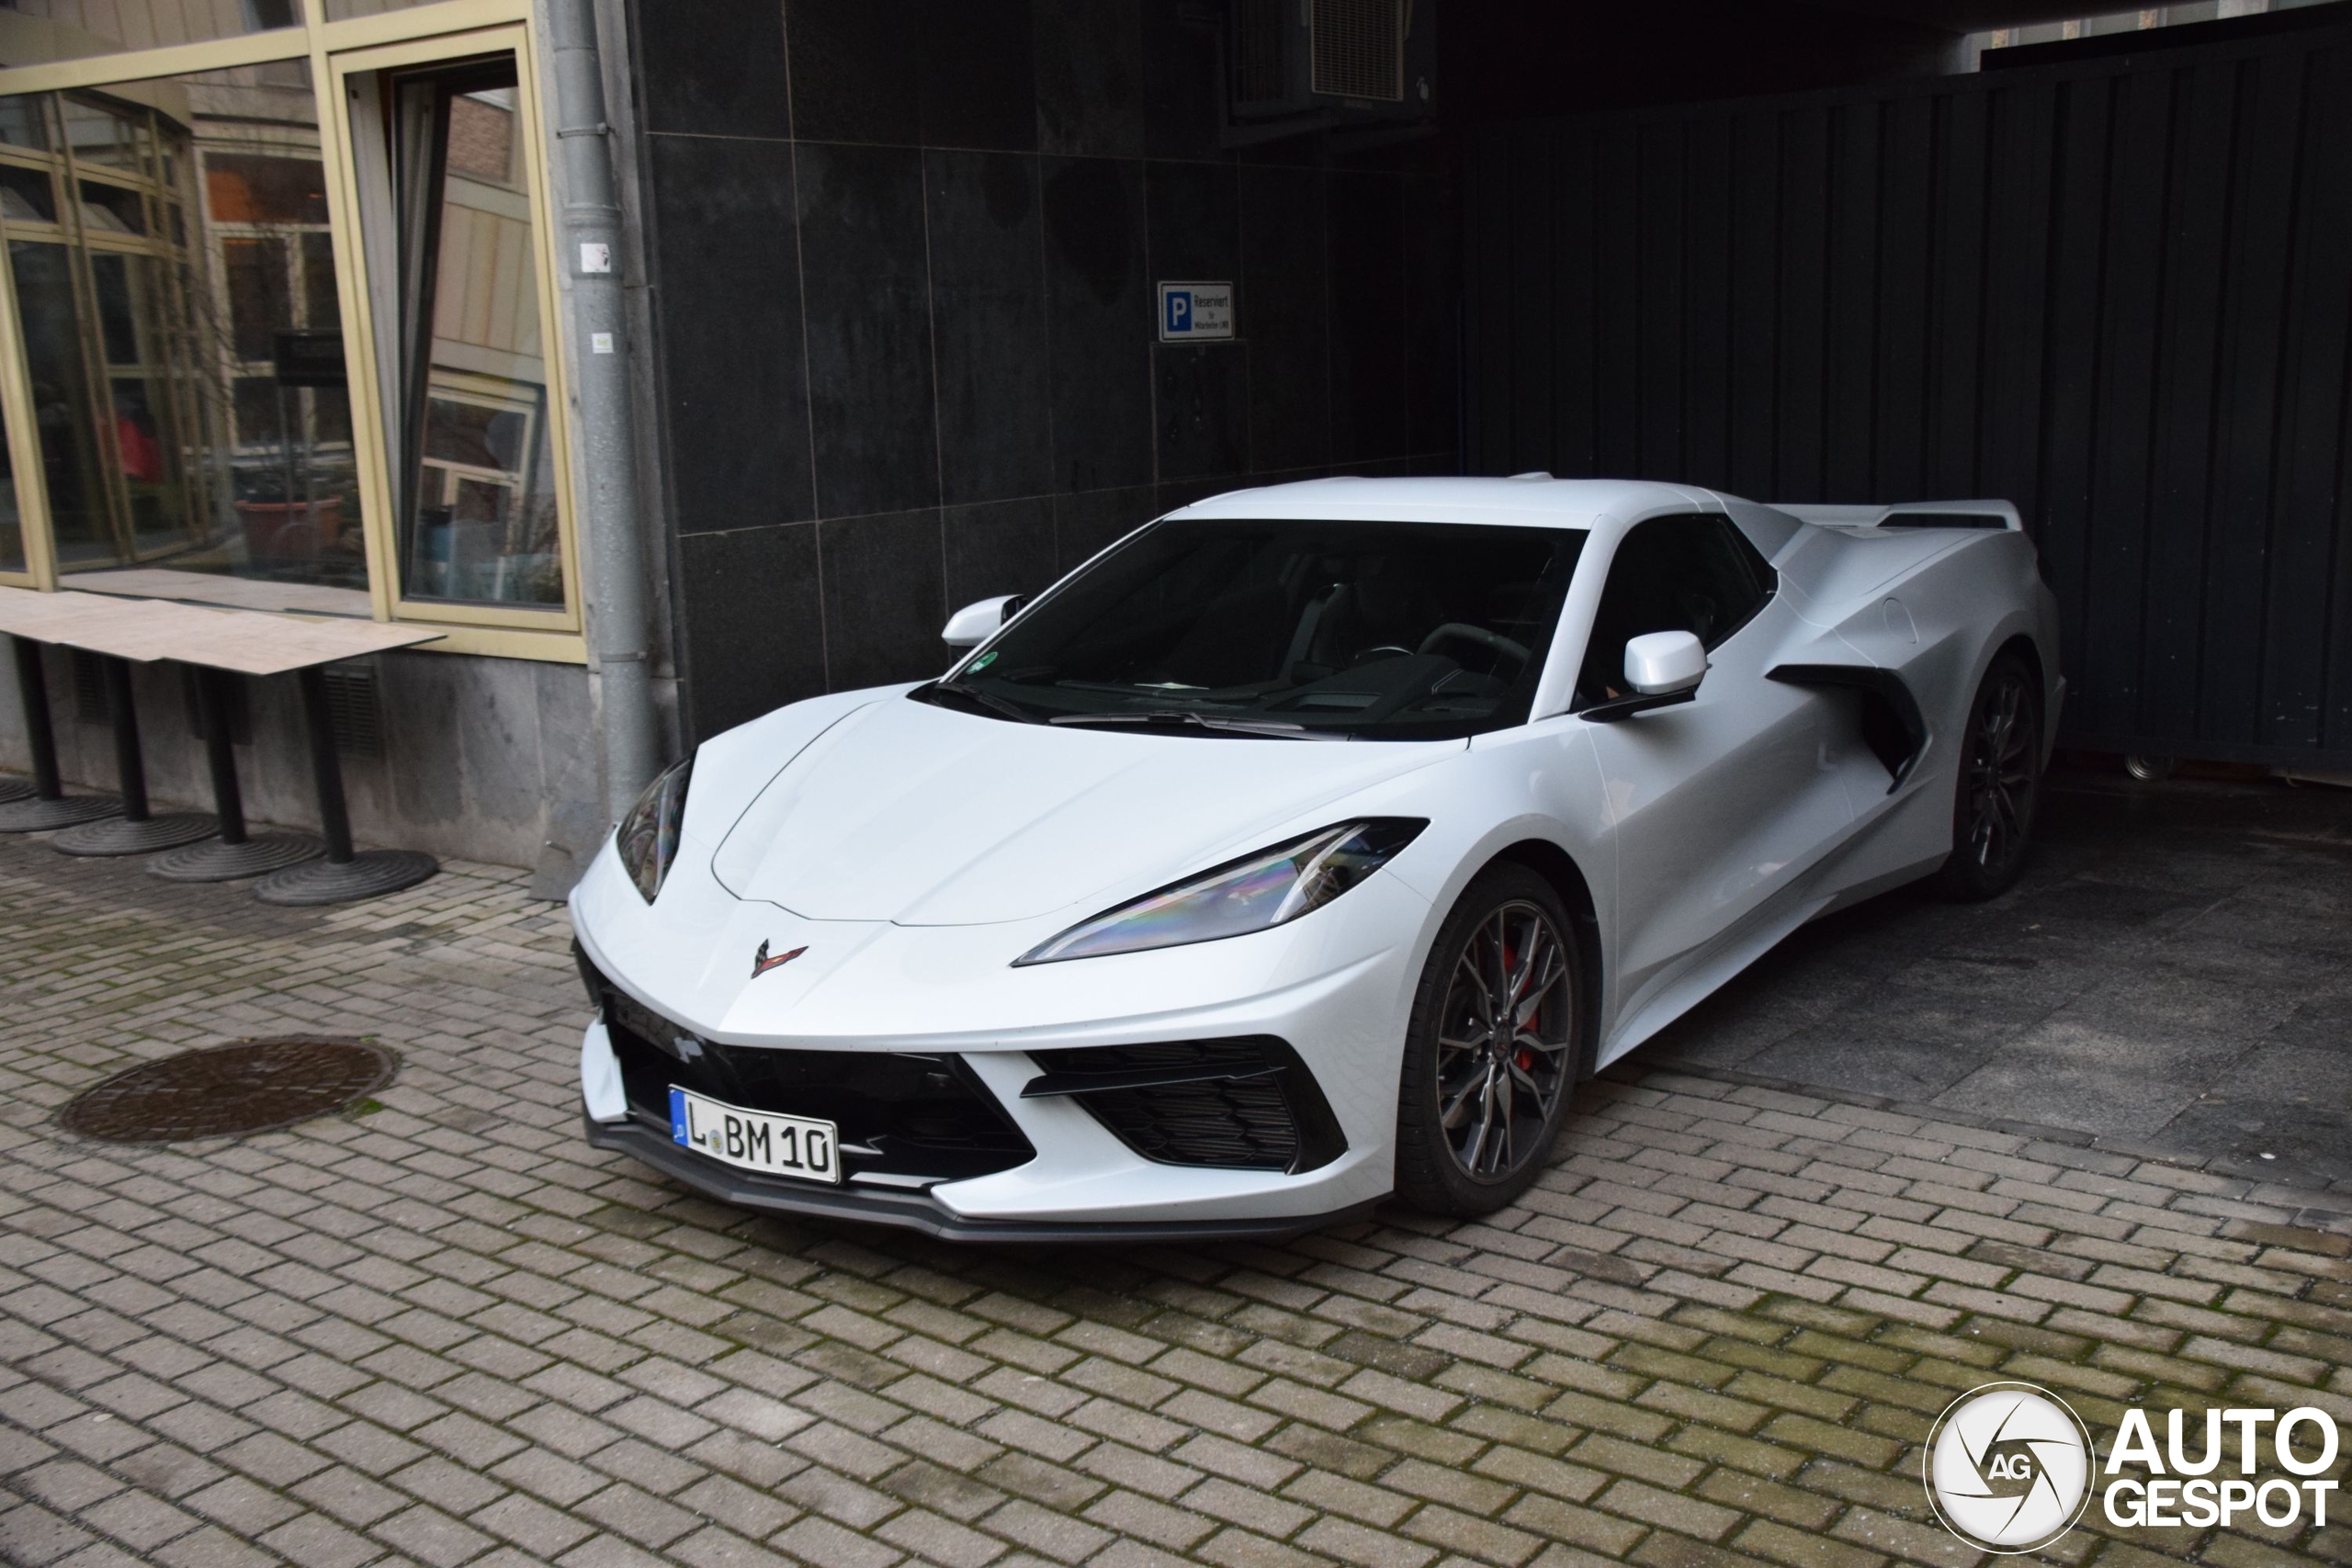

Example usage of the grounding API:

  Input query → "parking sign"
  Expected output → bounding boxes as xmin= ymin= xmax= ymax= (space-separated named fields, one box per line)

xmin=1158 ymin=281 xmax=1234 ymax=342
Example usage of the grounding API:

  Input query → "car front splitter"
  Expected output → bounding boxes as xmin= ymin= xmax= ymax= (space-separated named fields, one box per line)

xmin=584 ymin=1114 xmax=1378 ymax=1245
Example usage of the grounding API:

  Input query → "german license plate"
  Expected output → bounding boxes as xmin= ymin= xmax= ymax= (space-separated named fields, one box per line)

xmin=668 ymin=1087 xmax=841 ymax=1184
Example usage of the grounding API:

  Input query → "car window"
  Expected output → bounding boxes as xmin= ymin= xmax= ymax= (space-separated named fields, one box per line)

xmin=1576 ymin=513 xmax=1774 ymax=706
xmin=919 ymin=517 xmax=1584 ymax=740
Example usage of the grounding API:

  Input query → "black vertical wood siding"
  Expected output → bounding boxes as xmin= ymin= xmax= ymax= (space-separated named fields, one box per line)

xmin=1464 ymin=22 xmax=2352 ymax=768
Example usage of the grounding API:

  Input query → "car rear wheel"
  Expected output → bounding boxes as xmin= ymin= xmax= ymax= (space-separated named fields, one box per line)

xmin=1394 ymin=863 xmax=1584 ymax=1215
xmin=1937 ymin=650 xmax=2041 ymax=902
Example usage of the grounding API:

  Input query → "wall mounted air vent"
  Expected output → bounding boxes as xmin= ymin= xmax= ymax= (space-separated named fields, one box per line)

xmin=1311 ymin=0 xmax=1403 ymax=101
xmin=1226 ymin=0 xmax=1432 ymax=146
xmin=321 ymin=663 xmax=383 ymax=761
xmin=71 ymin=649 xmax=108 ymax=724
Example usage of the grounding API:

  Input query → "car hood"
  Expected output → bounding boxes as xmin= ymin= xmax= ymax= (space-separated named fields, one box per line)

xmin=707 ymin=694 xmax=1456 ymax=925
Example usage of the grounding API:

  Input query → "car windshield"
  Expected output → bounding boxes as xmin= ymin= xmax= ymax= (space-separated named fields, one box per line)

xmin=916 ymin=517 xmax=1583 ymax=739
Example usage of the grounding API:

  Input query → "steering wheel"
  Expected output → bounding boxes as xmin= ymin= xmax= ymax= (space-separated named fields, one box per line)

xmin=1418 ymin=622 xmax=1531 ymax=670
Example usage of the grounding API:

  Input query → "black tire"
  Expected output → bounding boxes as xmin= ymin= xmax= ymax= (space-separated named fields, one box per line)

xmin=1936 ymin=650 xmax=2042 ymax=902
xmin=1393 ymin=863 xmax=1586 ymax=1215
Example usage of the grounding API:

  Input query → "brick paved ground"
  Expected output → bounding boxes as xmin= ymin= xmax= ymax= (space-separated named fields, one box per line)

xmin=2 ymin=834 xmax=2348 ymax=1568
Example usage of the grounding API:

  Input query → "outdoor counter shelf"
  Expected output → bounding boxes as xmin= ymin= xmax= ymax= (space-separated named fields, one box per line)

xmin=0 ymin=587 xmax=444 ymax=904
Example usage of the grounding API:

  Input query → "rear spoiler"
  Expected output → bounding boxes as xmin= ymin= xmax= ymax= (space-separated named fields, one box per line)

xmin=1773 ymin=501 xmax=2022 ymax=532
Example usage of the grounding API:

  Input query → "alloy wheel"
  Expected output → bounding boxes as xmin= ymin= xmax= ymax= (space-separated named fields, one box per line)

xmin=1965 ymin=671 xmax=2036 ymax=872
xmin=1435 ymin=899 xmax=1573 ymax=1182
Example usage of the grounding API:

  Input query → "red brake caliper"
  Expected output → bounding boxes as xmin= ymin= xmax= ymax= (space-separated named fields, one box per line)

xmin=1503 ymin=942 xmax=1534 ymax=1071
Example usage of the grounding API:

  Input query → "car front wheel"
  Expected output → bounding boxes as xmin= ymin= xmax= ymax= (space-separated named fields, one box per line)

xmin=1393 ymin=863 xmax=1585 ymax=1215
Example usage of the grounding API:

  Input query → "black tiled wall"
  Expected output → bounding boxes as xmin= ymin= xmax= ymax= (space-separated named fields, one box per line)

xmin=633 ymin=0 xmax=1457 ymax=742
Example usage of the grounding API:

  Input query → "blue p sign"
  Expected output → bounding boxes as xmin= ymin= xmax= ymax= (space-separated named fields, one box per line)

xmin=1158 ymin=281 xmax=1231 ymax=342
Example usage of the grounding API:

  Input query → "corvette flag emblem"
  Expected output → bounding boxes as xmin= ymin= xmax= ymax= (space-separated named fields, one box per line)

xmin=750 ymin=940 xmax=808 ymax=979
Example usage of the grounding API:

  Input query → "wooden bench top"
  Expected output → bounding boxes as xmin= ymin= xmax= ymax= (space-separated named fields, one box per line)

xmin=0 ymin=586 xmax=442 ymax=675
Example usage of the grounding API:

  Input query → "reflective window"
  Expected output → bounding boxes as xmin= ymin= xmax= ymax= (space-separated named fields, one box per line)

xmin=0 ymin=1 xmax=300 ymax=69
xmin=377 ymin=56 xmax=560 ymax=609
xmin=0 ymin=65 xmax=368 ymax=608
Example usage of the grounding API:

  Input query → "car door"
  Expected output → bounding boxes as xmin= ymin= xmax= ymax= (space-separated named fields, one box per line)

xmin=1576 ymin=513 xmax=1855 ymax=1024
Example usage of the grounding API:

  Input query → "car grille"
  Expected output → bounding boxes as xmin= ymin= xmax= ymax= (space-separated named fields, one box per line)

xmin=577 ymin=946 xmax=1034 ymax=1185
xmin=1023 ymin=1038 xmax=1347 ymax=1174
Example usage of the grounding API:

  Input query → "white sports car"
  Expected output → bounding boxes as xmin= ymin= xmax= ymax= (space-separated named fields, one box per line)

xmin=571 ymin=478 xmax=2061 ymax=1240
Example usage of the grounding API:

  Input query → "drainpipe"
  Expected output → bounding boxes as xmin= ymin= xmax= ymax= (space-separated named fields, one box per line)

xmin=547 ymin=0 xmax=658 ymax=826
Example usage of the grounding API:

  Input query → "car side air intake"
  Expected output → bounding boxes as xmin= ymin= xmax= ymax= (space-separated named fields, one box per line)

xmin=1766 ymin=664 xmax=1928 ymax=792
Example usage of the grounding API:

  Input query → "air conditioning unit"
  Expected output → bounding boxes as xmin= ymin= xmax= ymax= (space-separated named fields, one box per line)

xmin=1227 ymin=0 xmax=1434 ymax=142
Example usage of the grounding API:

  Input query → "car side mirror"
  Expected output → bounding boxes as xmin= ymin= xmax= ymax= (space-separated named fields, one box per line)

xmin=942 ymin=593 xmax=1025 ymax=649
xmin=1624 ymin=629 xmax=1707 ymax=694
xmin=1580 ymin=629 xmax=1709 ymax=724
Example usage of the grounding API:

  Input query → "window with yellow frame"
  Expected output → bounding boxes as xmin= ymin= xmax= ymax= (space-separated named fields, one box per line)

xmin=0 ymin=0 xmax=582 ymax=662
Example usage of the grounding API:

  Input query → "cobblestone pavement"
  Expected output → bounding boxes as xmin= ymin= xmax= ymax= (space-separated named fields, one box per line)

xmin=2 ymin=834 xmax=2349 ymax=1568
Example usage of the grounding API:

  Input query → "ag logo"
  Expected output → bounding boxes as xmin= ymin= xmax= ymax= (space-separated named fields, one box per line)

xmin=1924 ymin=1382 xmax=2094 ymax=1553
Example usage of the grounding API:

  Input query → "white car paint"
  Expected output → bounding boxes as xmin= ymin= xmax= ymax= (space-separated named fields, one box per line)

xmin=707 ymin=694 xmax=1461 ymax=923
xmin=570 ymin=477 xmax=2061 ymax=1237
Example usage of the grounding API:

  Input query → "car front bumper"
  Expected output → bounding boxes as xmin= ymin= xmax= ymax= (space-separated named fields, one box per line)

xmin=573 ymin=948 xmax=1402 ymax=1235
xmin=568 ymin=808 xmax=1439 ymax=1235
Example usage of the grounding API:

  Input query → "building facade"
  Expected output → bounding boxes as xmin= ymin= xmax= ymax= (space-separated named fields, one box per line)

xmin=626 ymin=0 xmax=1455 ymax=744
xmin=0 ymin=0 xmax=1455 ymax=887
xmin=0 ymin=0 xmax=623 ymax=890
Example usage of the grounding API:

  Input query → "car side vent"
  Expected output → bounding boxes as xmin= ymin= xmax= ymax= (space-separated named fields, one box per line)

xmin=1767 ymin=664 xmax=1928 ymax=794
xmin=1312 ymin=0 xmax=1403 ymax=101
xmin=321 ymin=664 xmax=383 ymax=761
xmin=1023 ymin=1037 xmax=1347 ymax=1174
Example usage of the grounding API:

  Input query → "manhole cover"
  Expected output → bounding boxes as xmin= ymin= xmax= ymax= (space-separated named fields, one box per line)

xmin=58 ymin=1038 xmax=396 ymax=1143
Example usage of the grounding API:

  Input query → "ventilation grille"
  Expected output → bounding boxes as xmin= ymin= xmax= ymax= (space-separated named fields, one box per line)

xmin=321 ymin=664 xmax=382 ymax=761
xmin=1078 ymin=1069 xmax=1300 ymax=1169
xmin=1026 ymin=1039 xmax=1347 ymax=1173
xmin=1232 ymin=0 xmax=1288 ymax=105
xmin=1311 ymin=0 xmax=1403 ymax=101
xmin=578 ymin=946 xmax=1035 ymax=1185
xmin=71 ymin=650 xmax=108 ymax=724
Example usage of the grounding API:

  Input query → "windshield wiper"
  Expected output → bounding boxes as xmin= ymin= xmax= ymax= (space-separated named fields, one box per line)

xmin=1047 ymin=711 xmax=1346 ymax=740
xmin=918 ymin=680 xmax=1040 ymax=725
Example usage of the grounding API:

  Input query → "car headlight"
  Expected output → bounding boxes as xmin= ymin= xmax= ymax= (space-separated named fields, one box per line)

xmin=1015 ymin=818 xmax=1425 ymax=965
xmin=615 ymin=757 xmax=693 ymax=903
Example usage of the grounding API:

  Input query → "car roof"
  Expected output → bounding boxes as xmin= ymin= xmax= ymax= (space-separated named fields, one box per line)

xmin=1167 ymin=476 xmax=1724 ymax=527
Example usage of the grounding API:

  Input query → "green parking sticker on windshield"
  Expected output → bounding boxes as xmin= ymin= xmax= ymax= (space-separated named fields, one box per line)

xmin=969 ymin=651 xmax=998 ymax=671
